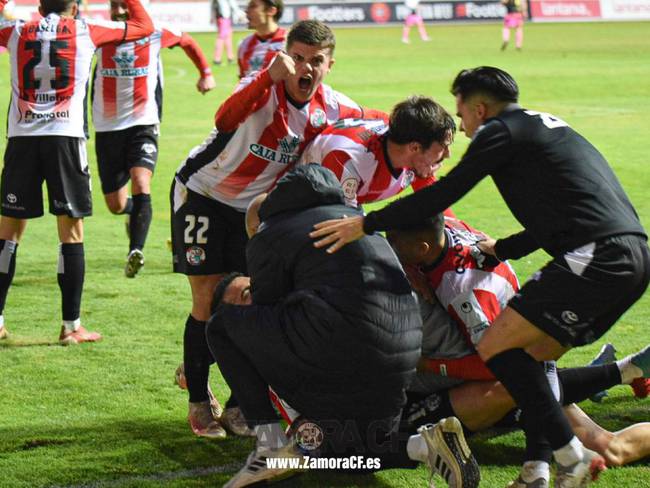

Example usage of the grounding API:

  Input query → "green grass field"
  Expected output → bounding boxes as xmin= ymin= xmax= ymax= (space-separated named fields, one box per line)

xmin=1 ymin=20 xmax=649 ymax=487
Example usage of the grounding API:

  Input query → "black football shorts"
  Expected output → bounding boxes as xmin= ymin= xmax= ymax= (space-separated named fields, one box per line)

xmin=508 ymin=234 xmax=650 ymax=347
xmin=95 ymin=124 xmax=158 ymax=194
xmin=1 ymin=136 xmax=91 ymax=219
xmin=170 ymin=178 xmax=248 ymax=276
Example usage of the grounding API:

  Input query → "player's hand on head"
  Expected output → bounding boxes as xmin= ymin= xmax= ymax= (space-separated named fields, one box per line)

xmin=310 ymin=215 xmax=365 ymax=254
xmin=476 ymin=238 xmax=497 ymax=256
xmin=197 ymin=74 xmax=216 ymax=94
xmin=268 ymin=51 xmax=296 ymax=83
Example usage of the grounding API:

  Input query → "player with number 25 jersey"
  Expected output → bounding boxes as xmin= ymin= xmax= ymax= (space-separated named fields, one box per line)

xmin=0 ymin=0 xmax=152 ymax=345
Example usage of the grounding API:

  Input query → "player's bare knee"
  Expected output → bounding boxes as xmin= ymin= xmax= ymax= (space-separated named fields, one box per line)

xmin=130 ymin=168 xmax=152 ymax=194
xmin=104 ymin=194 xmax=127 ymax=214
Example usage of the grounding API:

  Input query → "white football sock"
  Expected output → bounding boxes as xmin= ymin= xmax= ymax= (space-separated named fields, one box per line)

xmin=520 ymin=460 xmax=550 ymax=482
xmin=62 ymin=318 xmax=81 ymax=332
xmin=617 ymin=357 xmax=643 ymax=384
xmin=406 ymin=434 xmax=428 ymax=463
xmin=554 ymin=436 xmax=584 ymax=466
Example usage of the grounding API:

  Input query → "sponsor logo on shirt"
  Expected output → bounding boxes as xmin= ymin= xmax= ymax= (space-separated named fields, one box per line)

xmin=249 ymin=136 xmax=300 ymax=165
xmin=101 ymin=51 xmax=148 ymax=78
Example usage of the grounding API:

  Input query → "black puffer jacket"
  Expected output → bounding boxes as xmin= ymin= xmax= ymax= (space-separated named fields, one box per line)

xmin=246 ymin=164 xmax=422 ymax=421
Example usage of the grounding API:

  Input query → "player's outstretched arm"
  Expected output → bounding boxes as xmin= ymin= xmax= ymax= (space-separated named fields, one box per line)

xmin=164 ymin=31 xmax=215 ymax=94
xmin=310 ymin=215 xmax=365 ymax=254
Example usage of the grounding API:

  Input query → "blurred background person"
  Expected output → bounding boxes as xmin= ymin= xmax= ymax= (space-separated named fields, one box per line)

xmin=238 ymin=0 xmax=285 ymax=78
xmin=212 ymin=0 xmax=244 ymax=65
xmin=402 ymin=0 xmax=429 ymax=44
xmin=501 ymin=0 xmax=526 ymax=51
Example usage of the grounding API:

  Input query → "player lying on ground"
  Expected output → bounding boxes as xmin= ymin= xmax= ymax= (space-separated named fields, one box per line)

xmin=387 ymin=213 xmax=650 ymax=486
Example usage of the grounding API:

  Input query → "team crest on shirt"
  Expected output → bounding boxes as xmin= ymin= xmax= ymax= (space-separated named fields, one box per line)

xmin=186 ymin=246 xmax=206 ymax=266
xmin=310 ymin=109 xmax=327 ymax=128
xmin=341 ymin=178 xmax=359 ymax=201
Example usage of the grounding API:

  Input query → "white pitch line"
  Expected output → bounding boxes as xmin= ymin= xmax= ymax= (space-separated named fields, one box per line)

xmin=168 ymin=66 xmax=188 ymax=79
xmin=53 ymin=462 xmax=241 ymax=488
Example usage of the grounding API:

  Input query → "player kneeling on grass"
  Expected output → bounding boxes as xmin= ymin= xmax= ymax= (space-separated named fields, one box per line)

xmin=92 ymin=0 xmax=215 ymax=278
xmin=0 ymin=0 xmax=153 ymax=343
xmin=386 ymin=214 xmax=650 ymax=487
xmin=206 ymin=164 xmax=480 ymax=488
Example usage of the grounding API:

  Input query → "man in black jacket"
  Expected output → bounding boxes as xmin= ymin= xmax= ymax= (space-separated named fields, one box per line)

xmin=310 ymin=67 xmax=650 ymax=488
xmin=206 ymin=164 xmax=480 ymax=488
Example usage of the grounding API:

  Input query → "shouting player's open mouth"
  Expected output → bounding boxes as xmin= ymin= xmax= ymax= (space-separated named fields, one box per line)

xmin=298 ymin=75 xmax=313 ymax=92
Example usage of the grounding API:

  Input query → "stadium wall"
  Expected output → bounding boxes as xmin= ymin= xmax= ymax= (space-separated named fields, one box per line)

xmin=10 ymin=0 xmax=650 ymax=31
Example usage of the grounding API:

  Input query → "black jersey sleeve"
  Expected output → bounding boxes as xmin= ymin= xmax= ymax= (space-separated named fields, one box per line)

xmin=364 ymin=119 xmax=514 ymax=234
xmin=495 ymin=229 xmax=540 ymax=260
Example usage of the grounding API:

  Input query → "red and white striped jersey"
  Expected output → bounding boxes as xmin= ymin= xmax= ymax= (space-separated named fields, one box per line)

xmin=0 ymin=14 xmax=129 ymax=137
xmin=237 ymin=27 xmax=286 ymax=78
xmin=92 ymin=25 xmax=209 ymax=132
xmin=175 ymin=69 xmax=364 ymax=212
xmin=0 ymin=0 xmax=153 ymax=138
xmin=299 ymin=117 xmax=439 ymax=208
xmin=424 ymin=217 xmax=520 ymax=347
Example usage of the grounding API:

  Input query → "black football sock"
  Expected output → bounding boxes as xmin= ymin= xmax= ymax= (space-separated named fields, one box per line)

xmin=119 ymin=197 xmax=133 ymax=215
xmin=184 ymin=314 xmax=212 ymax=403
xmin=0 ymin=239 xmax=18 ymax=315
xmin=520 ymin=409 xmax=553 ymax=463
xmin=558 ymin=364 xmax=622 ymax=405
xmin=129 ymin=193 xmax=152 ymax=251
xmin=57 ymin=243 xmax=84 ymax=322
xmin=486 ymin=349 xmax=575 ymax=451
xmin=402 ymin=390 xmax=456 ymax=433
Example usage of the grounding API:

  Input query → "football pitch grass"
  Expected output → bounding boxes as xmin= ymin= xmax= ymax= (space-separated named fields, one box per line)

xmin=0 ymin=20 xmax=649 ymax=487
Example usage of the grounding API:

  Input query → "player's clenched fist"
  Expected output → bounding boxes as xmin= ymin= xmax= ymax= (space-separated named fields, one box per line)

xmin=197 ymin=74 xmax=216 ymax=94
xmin=268 ymin=51 xmax=296 ymax=83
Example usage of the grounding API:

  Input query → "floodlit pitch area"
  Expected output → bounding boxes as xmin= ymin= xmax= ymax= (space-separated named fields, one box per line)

xmin=0 ymin=21 xmax=649 ymax=487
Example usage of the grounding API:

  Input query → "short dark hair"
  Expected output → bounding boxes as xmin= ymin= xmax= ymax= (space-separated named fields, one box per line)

xmin=287 ymin=20 xmax=335 ymax=53
xmin=261 ymin=0 xmax=283 ymax=21
xmin=388 ymin=96 xmax=456 ymax=150
xmin=451 ymin=66 xmax=519 ymax=103
xmin=387 ymin=213 xmax=445 ymax=241
xmin=41 ymin=0 xmax=76 ymax=14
